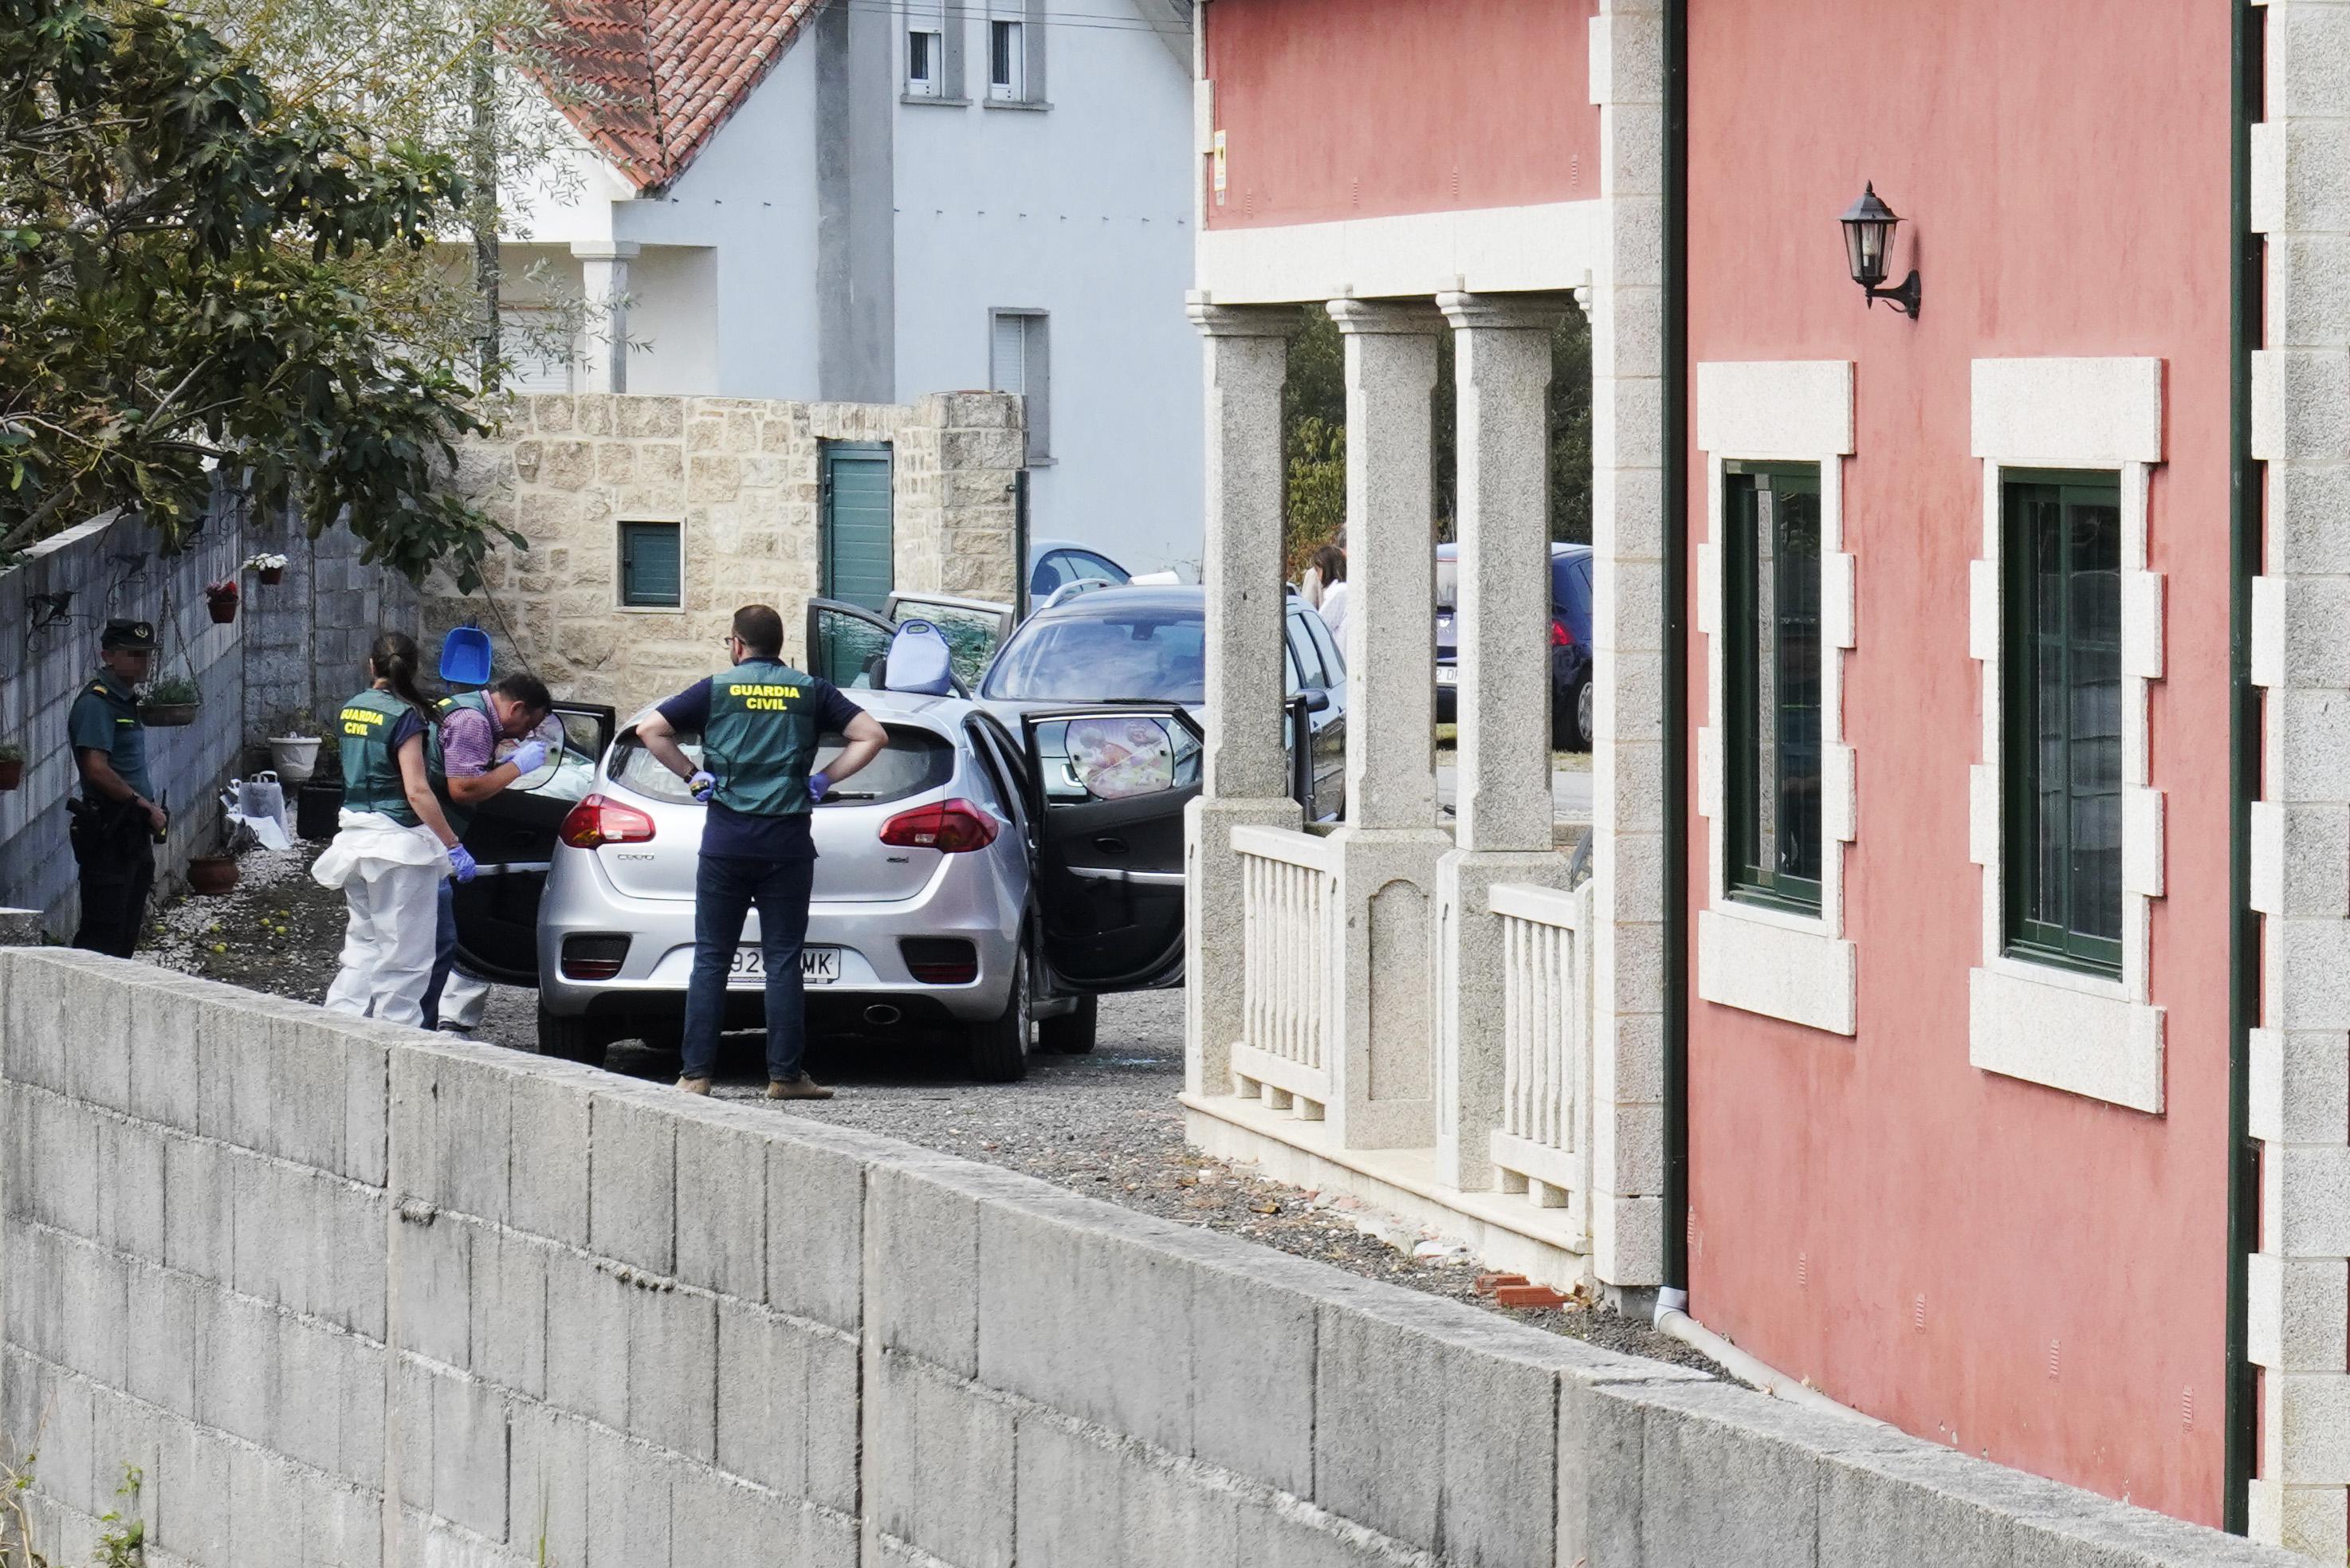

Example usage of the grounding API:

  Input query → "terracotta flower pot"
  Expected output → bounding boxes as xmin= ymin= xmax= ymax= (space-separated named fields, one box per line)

xmin=0 ymin=758 xmax=22 ymax=792
xmin=207 ymin=596 xmax=238 ymax=624
xmin=140 ymin=702 xmax=199 ymax=728
xmin=257 ymin=566 xmax=285 ymax=585
xmin=187 ymin=855 xmax=238 ymax=896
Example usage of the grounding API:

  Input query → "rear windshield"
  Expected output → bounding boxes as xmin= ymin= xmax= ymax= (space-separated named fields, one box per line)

xmin=982 ymin=610 xmax=1206 ymax=704
xmin=609 ymin=725 xmax=953 ymax=806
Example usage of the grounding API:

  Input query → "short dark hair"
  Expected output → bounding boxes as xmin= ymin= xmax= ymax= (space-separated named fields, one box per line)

xmin=492 ymin=673 xmax=552 ymax=713
xmin=732 ymin=604 xmax=784 ymax=657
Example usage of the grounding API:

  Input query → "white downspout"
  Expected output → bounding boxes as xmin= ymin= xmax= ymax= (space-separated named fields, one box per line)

xmin=1653 ymin=1288 xmax=1894 ymax=1428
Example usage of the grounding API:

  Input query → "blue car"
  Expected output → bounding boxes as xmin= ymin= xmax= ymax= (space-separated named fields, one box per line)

xmin=1433 ymin=541 xmax=1594 ymax=751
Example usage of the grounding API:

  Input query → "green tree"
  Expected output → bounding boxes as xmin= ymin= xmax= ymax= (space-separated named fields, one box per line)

xmin=1279 ymin=302 xmax=1593 ymax=569
xmin=0 ymin=0 xmax=520 ymax=587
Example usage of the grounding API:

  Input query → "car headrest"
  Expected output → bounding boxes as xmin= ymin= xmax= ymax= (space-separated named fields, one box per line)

xmin=884 ymin=620 xmax=955 ymax=696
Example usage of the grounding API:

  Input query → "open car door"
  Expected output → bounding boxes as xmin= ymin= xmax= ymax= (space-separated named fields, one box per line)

xmin=881 ymin=591 xmax=1015 ymax=690
xmin=804 ymin=597 xmax=904 ymax=692
xmin=449 ymin=701 xmax=615 ymax=984
xmin=1019 ymin=705 xmax=1200 ymax=993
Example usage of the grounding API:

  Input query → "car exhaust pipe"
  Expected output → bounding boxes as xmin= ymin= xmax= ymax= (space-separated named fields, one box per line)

xmin=863 ymin=1004 xmax=902 ymax=1028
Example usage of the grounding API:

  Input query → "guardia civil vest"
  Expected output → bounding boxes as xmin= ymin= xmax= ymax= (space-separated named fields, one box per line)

xmin=427 ymin=690 xmax=494 ymax=838
xmin=703 ymin=658 xmax=823 ymax=818
xmin=338 ymin=687 xmax=421 ymax=826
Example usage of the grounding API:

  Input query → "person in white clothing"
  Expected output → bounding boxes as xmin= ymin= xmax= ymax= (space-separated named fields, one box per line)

xmin=314 ymin=633 xmax=476 ymax=1028
xmin=1310 ymin=541 xmax=1350 ymax=640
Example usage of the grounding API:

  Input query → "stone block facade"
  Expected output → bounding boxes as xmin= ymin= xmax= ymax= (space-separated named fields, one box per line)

xmin=426 ymin=392 xmax=1025 ymax=711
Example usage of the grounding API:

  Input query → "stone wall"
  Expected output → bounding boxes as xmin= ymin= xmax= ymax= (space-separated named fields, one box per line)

xmin=0 ymin=947 xmax=2301 ymax=1568
xmin=0 ymin=509 xmax=246 ymax=936
xmin=425 ymin=392 xmax=1024 ymax=713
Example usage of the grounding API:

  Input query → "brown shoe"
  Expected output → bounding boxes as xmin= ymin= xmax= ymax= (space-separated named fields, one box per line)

xmin=766 ymin=1074 xmax=834 ymax=1101
xmin=677 ymin=1076 xmax=713 ymax=1095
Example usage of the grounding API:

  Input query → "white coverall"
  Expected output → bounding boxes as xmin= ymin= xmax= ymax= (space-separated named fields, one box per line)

xmin=315 ymin=809 xmax=450 ymax=1028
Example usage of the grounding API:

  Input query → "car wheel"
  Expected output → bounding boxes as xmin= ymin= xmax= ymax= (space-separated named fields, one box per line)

xmin=1039 ymin=994 xmax=1098 ymax=1055
xmin=537 ymin=1004 xmax=605 ymax=1067
xmin=1571 ymin=678 xmax=1594 ymax=753
xmin=967 ymin=945 xmax=1032 ymax=1083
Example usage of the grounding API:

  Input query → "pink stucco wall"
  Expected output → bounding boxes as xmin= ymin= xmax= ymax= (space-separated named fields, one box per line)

xmin=1684 ymin=0 xmax=2236 ymax=1523
xmin=1200 ymin=0 xmax=1599 ymax=230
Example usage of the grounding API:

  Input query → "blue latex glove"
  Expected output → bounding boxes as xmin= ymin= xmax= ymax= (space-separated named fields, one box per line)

xmin=687 ymin=770 xmax=717 ymax=803
xmin=446 ymin=843 xmax=478 ymax=884
xmin=505 ymin=739 xmax=549 ymax=776
xmin=808 ymin=771 xmax=832 ymax=804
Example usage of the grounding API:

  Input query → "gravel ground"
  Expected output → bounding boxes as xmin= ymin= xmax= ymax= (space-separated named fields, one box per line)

xmin=141 ymin=840 xmax=1715 ymax=1373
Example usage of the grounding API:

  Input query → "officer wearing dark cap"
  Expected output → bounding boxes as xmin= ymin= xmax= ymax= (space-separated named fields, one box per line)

xmin=67 ymin=619 xmax=167 ymax=957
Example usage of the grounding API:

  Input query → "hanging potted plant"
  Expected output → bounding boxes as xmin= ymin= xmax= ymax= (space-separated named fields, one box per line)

xmin=0 ymin=744 xmax=22 ymax=792
xmin=204 ymin=578 xmax=240 ymax=623
xmin=268 ymin=709 xmax=324 ymax=783
xmin=243 ymin=552 xmax=289 ymax=587
xmin=141 ymin=674 xmax=202 ymax=728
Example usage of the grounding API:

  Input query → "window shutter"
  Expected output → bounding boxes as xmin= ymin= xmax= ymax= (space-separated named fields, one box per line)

xmin=1023 ymin=313 xmax=1050 ymax=462
xmin=991 ymin=312 xmax=1027 ymax=398
xmin=620 ymin=522 xmax=683 ymax=607
xmin=1024 ymin=0 xmax=1046 ymax=102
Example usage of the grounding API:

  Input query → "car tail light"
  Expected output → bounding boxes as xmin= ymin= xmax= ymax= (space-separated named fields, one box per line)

xmin=560 ymin=935 xmax=630 ymax=981
xmin=560 ymin=794 xmax=656 ymax=850
xmin=879 ymin=800 xmax=999 ymax=854
xmin=1550 ymin=617 xmax=1575 ymax=649
xmin=901 ymin=937 xmax=979 ymax=984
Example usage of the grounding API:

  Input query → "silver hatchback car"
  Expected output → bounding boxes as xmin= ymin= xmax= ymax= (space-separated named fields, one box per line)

xmin=448 ymin=597 xmax=1199 ymax=1081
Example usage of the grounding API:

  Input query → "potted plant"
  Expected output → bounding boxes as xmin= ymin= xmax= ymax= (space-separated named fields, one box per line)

xmin=140 ymin=675 xmax=202 ymax=727
xmin=204 ymin=578 xmax=240 ymax=623
xmin=268 ymin=708 xmax=324 ymax=783
xmin=243 ymin=552 xmax=289 ymax=586
xmin=0 ymin=744 xmax=22 ymax=792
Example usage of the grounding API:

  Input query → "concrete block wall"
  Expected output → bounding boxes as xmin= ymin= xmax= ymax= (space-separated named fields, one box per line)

xmin=0 ymin=947 xmax=2305 ymax=1568
xmin=422 ymin=392 xmax=1024 ymax=716
xmin=0 ymin=507 xmax=248 ymax=937
xmin=239 ymin=499 xmax=421 ymax=744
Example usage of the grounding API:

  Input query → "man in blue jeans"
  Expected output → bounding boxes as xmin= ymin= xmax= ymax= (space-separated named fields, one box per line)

xmin=637 ymin=603 xmax=883 ymax=1098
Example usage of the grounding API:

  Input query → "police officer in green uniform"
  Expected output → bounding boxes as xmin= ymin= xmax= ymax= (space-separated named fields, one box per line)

xmin=639 ymin=603 xmax=886 ymax=1099
xmin=67 ymin=619 xmax=167 ymax=957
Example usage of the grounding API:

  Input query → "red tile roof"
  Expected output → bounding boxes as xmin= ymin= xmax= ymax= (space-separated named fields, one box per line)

xmin=536 ymin=0 xmax=820 ymax=191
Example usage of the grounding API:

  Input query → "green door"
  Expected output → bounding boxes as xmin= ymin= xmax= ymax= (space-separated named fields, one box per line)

xmin=821 ymin=442 xmax=894 ymax=612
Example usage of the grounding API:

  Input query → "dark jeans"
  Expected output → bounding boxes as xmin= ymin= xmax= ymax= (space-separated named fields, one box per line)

xmin=682 ymin=853 xmax=815 ymax=1083
xmin=422 ymin=878 xmax=458 ymax=1030
xmin=69 ymin=799 xmax=155 ymax=959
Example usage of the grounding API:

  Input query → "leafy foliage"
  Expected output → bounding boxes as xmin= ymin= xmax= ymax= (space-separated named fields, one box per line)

xmin=0 ymin=0 xmax=520 ymax=587
xmin=1279 ymin=302 xmax=1595 ymax=573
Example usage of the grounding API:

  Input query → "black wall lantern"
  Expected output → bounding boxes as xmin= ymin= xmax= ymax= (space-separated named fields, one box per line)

xmin=1840 ymin=183 xmax=1920 ymax=318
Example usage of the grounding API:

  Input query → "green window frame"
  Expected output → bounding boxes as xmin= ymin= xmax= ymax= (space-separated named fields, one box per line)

xmin=619 ymin=521 xmax=683 ymax=609
xmin=2001 ymin=470 xmax=2124 ymax=977
xmin=1723 ymin=462 xmax=1824 ymax=914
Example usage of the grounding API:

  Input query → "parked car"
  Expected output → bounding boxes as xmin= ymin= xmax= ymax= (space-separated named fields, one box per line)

xmin=1434 ymin=541 xmax=1594 ymax=750
xmin=979 ymin=582 xmax=1347 ymax=823
xmin=1028 ymin=537 xmax=1132 ymax=603
xmin=449 ymin=599 xmax=1199 ymax=1083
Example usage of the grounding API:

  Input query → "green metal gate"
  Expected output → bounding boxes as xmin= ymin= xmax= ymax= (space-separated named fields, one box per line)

xmin=820 ymin=442 xmax=894 ymax=612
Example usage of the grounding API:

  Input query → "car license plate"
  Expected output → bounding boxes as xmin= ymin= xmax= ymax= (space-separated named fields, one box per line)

xmin=1436 ymin=667 xmax=1457 ymax=686
xmin=732 ymin=947 xmax=841 ymax=984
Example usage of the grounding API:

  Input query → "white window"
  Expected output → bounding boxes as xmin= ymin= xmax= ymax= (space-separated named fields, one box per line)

xmin=907 ymin=25 xmax=943 ymax=96
xmin=989 ymin=308 xmax=1049 ymax=464
xmin=988 ymin=18 xmax=1024 ymax=100
xmin=499 ymin=308 xmax=573 ymax=394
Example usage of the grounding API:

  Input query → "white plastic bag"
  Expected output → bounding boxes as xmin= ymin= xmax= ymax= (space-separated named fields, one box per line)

xmin=225 ymin=770 xmax=293 ymax=851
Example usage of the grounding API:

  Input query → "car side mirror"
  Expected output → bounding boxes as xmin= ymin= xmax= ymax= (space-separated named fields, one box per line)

xmin=1295 ymin=688 xmax=1332 ymax=714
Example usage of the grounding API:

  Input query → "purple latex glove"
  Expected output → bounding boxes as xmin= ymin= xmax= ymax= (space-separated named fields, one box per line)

xmin=687 ymin=770 xmax=717 ymax=803
xmin=505 ymin=739 xmax=549 ymax=776
xmin=808 ymin=771 xmax=832 ymax=804
xmin=447 ymin=844 xmax=479 ymax=883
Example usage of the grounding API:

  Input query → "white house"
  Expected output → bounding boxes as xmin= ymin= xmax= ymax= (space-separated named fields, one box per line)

xmin=495 ymin=0 xmax=1202 ymax=577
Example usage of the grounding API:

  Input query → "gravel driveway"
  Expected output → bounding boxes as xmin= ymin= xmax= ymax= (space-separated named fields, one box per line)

xmin=143 ymin=841 xmax=1712 ymax=1372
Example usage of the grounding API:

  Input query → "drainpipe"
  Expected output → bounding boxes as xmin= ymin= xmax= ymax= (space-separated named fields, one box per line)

xmin=1659 ymin=0 xmax=1692 ymax=1315
xmin=2223 ymin=0 xmax=2260 ymax=1535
